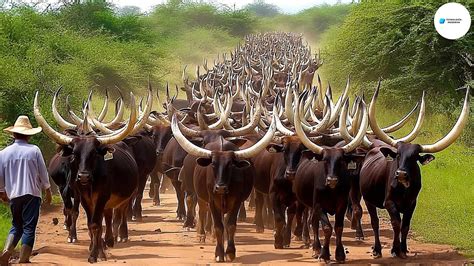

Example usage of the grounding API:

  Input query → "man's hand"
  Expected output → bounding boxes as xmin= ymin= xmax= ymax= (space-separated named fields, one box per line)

xmin=43 ymin=188 xmax=52 ymax=205
xmin=0 ymin=191 xmax=9 ymax=202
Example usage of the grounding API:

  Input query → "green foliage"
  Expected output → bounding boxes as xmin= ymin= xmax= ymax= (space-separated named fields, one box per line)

xmin=319 ymin=1 xmax=473 ymax=111
xmin=244 ymin=0 xmax=280 ymax=17
xmin=0 ymin=202 xmax=11 ymax=247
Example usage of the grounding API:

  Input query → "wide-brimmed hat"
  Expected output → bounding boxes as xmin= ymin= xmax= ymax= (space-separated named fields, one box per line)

xmin=4 ymin=115 xmax=42 ymax=135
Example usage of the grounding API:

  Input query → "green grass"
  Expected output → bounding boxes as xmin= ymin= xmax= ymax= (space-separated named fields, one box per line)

xmin=0 ymin=203 xmax=11 ymax=247
xmin=412 ymin=144 xmax=474 ymax=256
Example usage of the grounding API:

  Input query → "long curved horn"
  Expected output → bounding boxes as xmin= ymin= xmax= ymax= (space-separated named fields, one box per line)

xmin=97 ymin=89 xmax=109 ymax=122
xmin=34 ymin=91 xmax=73 ymax=145
xmin=171 ymin=114 xmax=212 ymax=158
xmin=234 ymin=114 xmax=276 ymax=159
xmin=104 ymin=97 xmax=124 ymax=128
xmin=130 ymin=85 xmax=153 ymax=135
xmin=225 ymin=100 xmax=261 ymax=136
xmin=420 ymin=87 xmax=470 ymax=153
xmin=395 ymin=91 xmax=425 ymax=143
xmin=294 ymin=92 xmax=324 ymax=154
xmin=366 ymin=101 xmax=419 ymax=134
xmin=66 ymin=96 xmax=83 ymax=125
xmin=342 ymin=101 xmax=368 ymax=153
xmin=52 ymin=87 xmax=76 ymax=129
xmin=368 ymin=81 xmax=398 ymax=147
xmin=97 ymin=93 xmax=137 ymax=145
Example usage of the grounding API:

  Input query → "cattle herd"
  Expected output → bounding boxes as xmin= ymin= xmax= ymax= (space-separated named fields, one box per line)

xmin=32 ymin=32 xmax=470 ymax=263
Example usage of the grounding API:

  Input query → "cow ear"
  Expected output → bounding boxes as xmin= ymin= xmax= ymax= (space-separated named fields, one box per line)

xmin=196 ymin=157 xmax=212 ymax=167
xmin=234 ymin=160 xmax=251 ymax=169
xmin=266 ymin=144 xmax=283 ymax=153
xmin=97 ymin=145 xmax=115 ymax=156
xmin=419 ymin=154 xmax=435 ymax=165
xmin=60 ymin=145 xmax=73 ymax=157
xmin=379 ymin=147 xmax=397 ymax=160
xmin=122 ymin=136 xmax=142 ymax=147
xmin=228 ymin=137 xmax=248 ymax=147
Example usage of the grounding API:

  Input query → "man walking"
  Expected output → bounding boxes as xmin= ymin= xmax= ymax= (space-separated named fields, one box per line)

xmin=0 ymin=115 xmax=51 ymax=265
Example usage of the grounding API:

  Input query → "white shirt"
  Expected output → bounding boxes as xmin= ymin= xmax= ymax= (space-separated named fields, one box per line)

xmin=0 ymin=139 xmax=50 ymax=199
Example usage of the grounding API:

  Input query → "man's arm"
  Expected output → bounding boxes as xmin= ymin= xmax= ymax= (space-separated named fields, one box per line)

xmin=36 ymin=148 xmax=51 ymax=204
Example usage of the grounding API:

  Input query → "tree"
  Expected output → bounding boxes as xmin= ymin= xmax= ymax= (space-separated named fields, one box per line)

xmin=244 ymin=0 xmax=280 ymax=17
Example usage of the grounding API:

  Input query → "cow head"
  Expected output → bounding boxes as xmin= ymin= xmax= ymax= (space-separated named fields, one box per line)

xmin=369 ymin=82 xmax=470 ymax=188
xmin=196 ymin=151 xmax=250 ymax=194
xmin=151 ymin=125 xmax=172 ymax=157
xmin=267 ymin=136 xmax=305 ymax=180
xmin=380 ymin=143 xmax=434 ymax=188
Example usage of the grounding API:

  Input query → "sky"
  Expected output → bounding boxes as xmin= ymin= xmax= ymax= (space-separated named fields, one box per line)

xmin=113 ymin=0 xmax=352 ymax=14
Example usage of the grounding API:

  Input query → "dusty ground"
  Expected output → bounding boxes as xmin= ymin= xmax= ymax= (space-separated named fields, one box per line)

xmin=27 ymin=187 xmax=467 ymax=265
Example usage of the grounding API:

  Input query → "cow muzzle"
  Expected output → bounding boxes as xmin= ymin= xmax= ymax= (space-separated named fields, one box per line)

xmin=77 ymin=172 xmax=91 ymax=185
xmin=213 ymin=184 xmax=228 ymax=194
xmin=395 ymin=170 xmax=410 ymax=188
xmin=325 ymin=176 xmax=338 ymax=189
xmin=285 ymin=170 xmax=296 ymax=180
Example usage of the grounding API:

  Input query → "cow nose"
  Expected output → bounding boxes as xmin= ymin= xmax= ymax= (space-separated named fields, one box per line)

xmin=285 ymin=170 xmax=296 ymax=179
xmin=213 ymin=184 xmax=228 ymax=194
xmin=77 ymin=172 xmax=90 ymax=184
xmin=325 ymin=176 xmax=338 ymax=189
xmin=395 ymin=170 xmax=407 ymax=178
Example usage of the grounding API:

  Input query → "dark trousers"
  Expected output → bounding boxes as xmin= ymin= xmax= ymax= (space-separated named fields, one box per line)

xmin=9 ymin=194 xmax=41 ymax=247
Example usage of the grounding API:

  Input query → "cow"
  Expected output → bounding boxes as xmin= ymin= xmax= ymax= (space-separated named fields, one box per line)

xmin=359 ymin=84 xmax=470 ymax=259
xmin=171 ymin=113 xmax=276 ymax=262
xmin=34 ymin=91 xmax=140 ymax=263
xmin=292 ymin=93 xmax=368 ymax=263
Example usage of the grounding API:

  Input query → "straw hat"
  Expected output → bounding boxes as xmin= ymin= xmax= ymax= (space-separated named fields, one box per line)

xmin=4 ymin=115 xmax=42 ymax=135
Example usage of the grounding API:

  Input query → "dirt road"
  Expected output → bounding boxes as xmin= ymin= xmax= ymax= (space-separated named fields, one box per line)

xmin=29 ymin=188 xmax=466 ymax=265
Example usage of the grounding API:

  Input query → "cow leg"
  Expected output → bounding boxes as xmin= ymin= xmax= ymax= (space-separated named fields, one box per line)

xmin=283 ymin=203 xmax=296 ymax=248
xmin=197 ymin=199 xmax=207 ymax=243
xmin=385 ymin=200 xmax=402 ymax=258
xmin=68 ymin=194 xmax=80 ymax=243
xmin=365 ymin=201 xmax=382 ymax=258
xmin=149 ymin=172 xmax=161 ymax=205
xmin=184 ymin=192 xmax=197 ymax=229
xmin=118 ymin=204 xmax=129 ymax=242
xmin=311 ymin=206 xmax=322 ymax=258
xmin=209 ymin=202 xmax=225 ymax=262
xmin=171 ymin=180 xmax=186 ymax=220
xmin=400 ymin=203 xmax=416 ymax=259
xmin=112 ymin=209 xmax=120 ymax=242
xmin=127 ymin=194 xmax=135 ymax=221
xmin=248 ymin=189 xmax=256 ymax=210
xmin=350 ymin=185 xmax=364 ymax=240
xmin=237 ymin=201 xmax=246 ymax=222
xmin=271 ymin=191 xmax=284 ymax=249
xmin=132 ymin=175 xmax=147 ymax=222
xmin=104 ymin=209 xmax=114 ymax=248
xmin=85 ymin=199 xmax=106 ymax=263
xmin=319 ymin=212 xmax=332 ymax=263
xmin=61 ymin=189 xmax=73 ymax=231
xmin=206 ymin=210 xmax=213 ymax=237
xmin=254 ymin=191 xmax=265 ymax=233
xmin=224 ymin=203 xmax=241 ymax=262
xmin=293 ymin=202 xmax=305 ymax=241
xmin=334 ymin=202 xmax=347 ymax=263
xmin=264 ymin=194 xmax=274 ymax=229
xmin=302 ymin=208 xmax=311 ymax=246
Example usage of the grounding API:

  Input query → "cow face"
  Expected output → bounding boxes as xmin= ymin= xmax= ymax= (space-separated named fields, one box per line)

xmin=267 ymin=136 xmax=305 ymax=180
xmin=61 ymin=137 xmax=113 ymax=186
xmin=196 ymin=151 xmax=250 ymax=195
xmin=306 ymin=148 xmax=366 ymax=189
xmin=380 ymin=143 xmax=435 ymax=188
xmin=152 ymin=125 xmax=172 ymax=157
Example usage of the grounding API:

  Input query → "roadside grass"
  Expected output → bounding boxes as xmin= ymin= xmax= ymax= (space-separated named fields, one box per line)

xmin=0 ymin=203 xmax=11 ymax=247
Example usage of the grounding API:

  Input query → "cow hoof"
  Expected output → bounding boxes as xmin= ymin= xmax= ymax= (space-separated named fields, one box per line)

xmin=274 ymin=243 xmax=284 ymax=249
xmin=63 ymin=224 xmax=69 ymax=230
xmin=294 ymin=236 xmax=303 ymax=241
xmin=312 ymin=249 xmax=321 ymax=258
xmin=153 ymin=200 xmax=160 ymax=206
xmin=215 ymin=255 xmax=225 ymax=262
xmin=372 ymin=251 xmax=382 ymax=259
xmin=67 ymin=237 xmax=77 ymax=243
xmin=118 ymin=237 xmax=128 ymax=243
xmin=303 ymin=237 xmax=311 ymax=246
xmin=225 ymin=253 xmax=236 ymax=262
xmin=398 ymin=252 xmax=408 ymax=259
xmin=88 ymin=256 xmax=97 ymax=263
xmin=256 ymin=227 xmax=264 ymax=233
xmin=198 ymin=235 xmax=206 ymax=243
